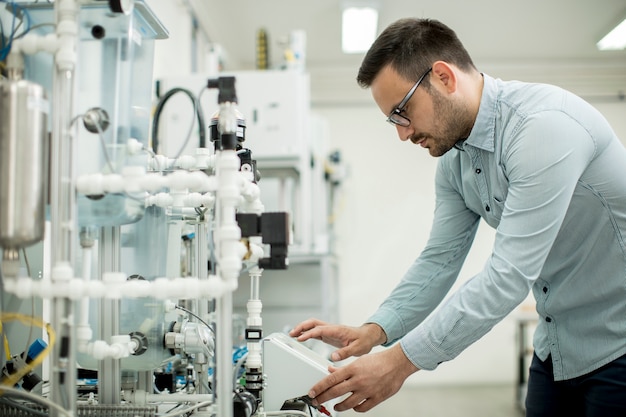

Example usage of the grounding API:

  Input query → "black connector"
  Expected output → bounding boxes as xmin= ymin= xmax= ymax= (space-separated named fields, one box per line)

xmin=154 ymin=372 xmax=176 ymax=393
xmin=260 ymin=213 xmax=289 ymax=245
xmin=236 ymin=212 xmax=290 ymax=269
xmin=207 ymin=76 xmax=237 ymax=104
xmin=236 ymin=213 xmax=261 ymax=238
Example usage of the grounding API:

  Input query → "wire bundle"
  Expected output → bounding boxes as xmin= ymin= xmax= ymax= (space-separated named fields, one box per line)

xmin=0 ymin=2 xmax=32 ymax=63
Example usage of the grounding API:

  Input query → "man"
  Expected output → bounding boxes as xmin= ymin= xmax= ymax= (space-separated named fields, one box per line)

xmin=289 ymin=18 xmax=626 ymax=417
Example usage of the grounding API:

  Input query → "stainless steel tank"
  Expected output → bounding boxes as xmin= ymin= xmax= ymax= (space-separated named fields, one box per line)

xmin=0 ymin=77 xmax=48 ymax=250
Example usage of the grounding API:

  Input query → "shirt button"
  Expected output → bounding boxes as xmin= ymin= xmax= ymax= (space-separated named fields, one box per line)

xmin=545 ymin=317 xmax=552 ymax=323
xmin=485 ymin=205 xmax=491 ymax=212
xmin=475 ymin=168 xmax=481 ymax=174
xmin=543 ymin=287 xmax=548 ymax=293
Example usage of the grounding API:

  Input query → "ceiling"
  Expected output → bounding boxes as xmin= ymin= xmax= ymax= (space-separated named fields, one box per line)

xmin=188 ymin=0 xmax=626 ymax=104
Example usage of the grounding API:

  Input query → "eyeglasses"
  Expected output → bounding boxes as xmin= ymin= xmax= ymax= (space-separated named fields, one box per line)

xmin=386 ymin=67 xmax=432 ymax=127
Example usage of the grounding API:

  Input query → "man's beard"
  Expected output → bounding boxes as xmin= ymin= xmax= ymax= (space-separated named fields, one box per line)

xmin=410 ymin=88 xmax=474 ymax=157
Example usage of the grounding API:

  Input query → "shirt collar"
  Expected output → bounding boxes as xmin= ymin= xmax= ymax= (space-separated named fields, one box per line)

xmin=463 ymin=73 xmax=498 ymax=153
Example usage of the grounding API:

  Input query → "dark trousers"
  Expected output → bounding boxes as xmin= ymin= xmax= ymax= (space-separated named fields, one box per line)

xmin=525 ymin=352 xmax=626 ymax=417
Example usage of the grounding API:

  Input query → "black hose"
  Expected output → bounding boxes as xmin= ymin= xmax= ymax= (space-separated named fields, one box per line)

xmin=151 ymin=87 xmax=207 ymax=155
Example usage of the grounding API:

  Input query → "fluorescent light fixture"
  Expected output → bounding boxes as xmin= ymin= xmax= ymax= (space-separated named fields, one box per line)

xmin=597 ymin=19 xmax=626 ymax=50
xmin=342 ymin=6 xmax=378 ymax=54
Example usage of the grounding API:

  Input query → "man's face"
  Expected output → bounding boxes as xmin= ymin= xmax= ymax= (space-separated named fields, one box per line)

xmin=371 ymin=65 xmax=473 ymax=157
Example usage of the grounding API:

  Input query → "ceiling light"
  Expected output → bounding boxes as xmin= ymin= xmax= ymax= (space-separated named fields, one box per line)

xmin=342 ymin=6 xmax=378 ymax=54
xmin=597 ymin=19 xmax=626 ymax=51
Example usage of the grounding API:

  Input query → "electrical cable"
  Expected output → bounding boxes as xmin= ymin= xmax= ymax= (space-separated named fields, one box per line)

xmin=143 ymin=145 xmax=164 ymax=173
xmin=161 ymin=402 xmax=185 ymax=415
xmin=91 ymin=112 xmax=116 ymax=174
xmin=0 ymin=1 xmax=32 ymax=62
xmin=0 ymin=2 xmax=18 ymax=62
xmin=0 ymin=320 xmax=11 ymax=359
xmin=0 ymin=385 xmax=72 ymax=417
xmin=20 ymin=248 xmax=35 ymax=366
xmin=13 ymin=22 xmax=54 ymax=40
xmin=170 ymin=86 xmax=207 ymax=162
xmin=70 ymin=112 xmax=116 ymax=174
xmin=175 ymin=305 xmax=214 ymax=335
xmin=201 ymin=379 xmax=212 ymax=394
xmin=0 ymin=313 xmax=55 ymax=388
xmin=151 ymin=87 xmax=207 ymax=156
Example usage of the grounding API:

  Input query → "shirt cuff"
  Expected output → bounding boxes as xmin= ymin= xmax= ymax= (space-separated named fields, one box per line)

xmin=366 ymin=306 xmax=407 ymax=347
xmin=400 ymin=325 xmax=450 ymax=371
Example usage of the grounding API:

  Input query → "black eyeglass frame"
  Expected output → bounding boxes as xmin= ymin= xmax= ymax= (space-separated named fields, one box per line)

xmin=386 ymin=67 xmax=432 ymax=127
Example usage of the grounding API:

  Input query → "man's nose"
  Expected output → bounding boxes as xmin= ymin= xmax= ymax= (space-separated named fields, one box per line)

xmin=396 ymin=125 xmax=412 ymax=141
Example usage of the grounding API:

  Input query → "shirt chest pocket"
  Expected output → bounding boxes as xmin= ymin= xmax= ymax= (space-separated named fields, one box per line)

xmin=487 ymin=171 xmax=509 ymax=221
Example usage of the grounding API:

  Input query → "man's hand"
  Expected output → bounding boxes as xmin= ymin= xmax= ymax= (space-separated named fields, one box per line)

xmin=289 ymin=319 xmax=387 ymax=361
xmin=308 ymin=343 xmax=419 ymax=413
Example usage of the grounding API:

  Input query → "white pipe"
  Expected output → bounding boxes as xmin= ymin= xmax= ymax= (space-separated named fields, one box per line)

xmin=214 ymin=145 xmax=242 ymax=417
xmin=11 ymin=33 xmax=59 ymax=56
xmin=239 ymin=176 xmax=265 ymax=214
xmin=246 ymin=267 xmax=263 ymax=370
xmin=76 ymin=170 xmax=219 ymax=196
xmin=78 ymin=335 xmax=137 ymax=360
xmin=3 ymin=274 xmax=237 ymax=301
xmin=216 ymin=150 xmax=246 ymax=283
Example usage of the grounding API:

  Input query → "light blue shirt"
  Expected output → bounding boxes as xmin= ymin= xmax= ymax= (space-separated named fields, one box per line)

xmin=367 ymin=73 xmax=626 ymax=380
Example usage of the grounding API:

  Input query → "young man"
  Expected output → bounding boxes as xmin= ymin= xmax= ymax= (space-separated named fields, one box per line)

xmin=290 ymin=18 xmax=626 ymax=417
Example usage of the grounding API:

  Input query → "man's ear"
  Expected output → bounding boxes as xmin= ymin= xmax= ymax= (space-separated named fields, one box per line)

xmin=431 ymin=61 xmax=457 ymax=93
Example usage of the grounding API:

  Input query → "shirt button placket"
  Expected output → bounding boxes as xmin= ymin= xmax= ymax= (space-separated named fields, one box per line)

xmin=473 ymin=166 xmax=490 ymax=212
xmin=542 ymin=286 xmax=551 ymax=322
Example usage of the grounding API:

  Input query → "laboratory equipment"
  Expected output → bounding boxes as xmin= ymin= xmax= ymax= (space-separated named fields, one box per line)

xmin=0 ymin=66 xmax=48 ymax=277
xmin=0 ymin=1 xmax=334 ymax=416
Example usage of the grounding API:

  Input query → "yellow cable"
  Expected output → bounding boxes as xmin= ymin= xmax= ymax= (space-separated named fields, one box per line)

xmin=2 ymin=335 xmax=10 ymax=358
xmin=0 ymin=313 xmax=56 ymax=390
xmin=0 ymin=321 xmax=12 ymax=358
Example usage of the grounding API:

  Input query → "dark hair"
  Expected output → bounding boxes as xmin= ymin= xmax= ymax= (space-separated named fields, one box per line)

xmin=356 ymin=18 xmax=477 ymax=88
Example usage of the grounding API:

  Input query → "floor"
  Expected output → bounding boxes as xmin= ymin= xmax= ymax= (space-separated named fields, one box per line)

xmin=340 ymin=384 xmax=524 ymax=417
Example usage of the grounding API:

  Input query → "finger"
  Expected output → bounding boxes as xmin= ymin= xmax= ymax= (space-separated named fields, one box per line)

xmin=333 ymin=392 xmax=367 ymax=412
xmin=331 ymin=343 xmax=363 ymax=361
xmin=333 ymin=335 xmax=374 ymax=360
xmin=308 ymin=367 xmax=350 ymax=401
xmin=353 ymin=398 xmax=377 ymax=413
xmin=295 ymin=325 xmax=331 ymax=342
xmin=289 ymin=318 xmax=327 ymax=337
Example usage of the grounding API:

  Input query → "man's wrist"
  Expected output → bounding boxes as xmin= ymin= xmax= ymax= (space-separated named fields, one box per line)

xmin=390 ymin=342 xmax=420 ymax=376
xmin=363 ymin=322 xmax=388 ymax=346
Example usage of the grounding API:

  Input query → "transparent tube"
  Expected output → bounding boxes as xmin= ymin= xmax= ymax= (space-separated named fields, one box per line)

xmin=50 ymin=69 xmax=75 ymax=265
xmin=49 ymin=48 xmax=77 ymax=417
